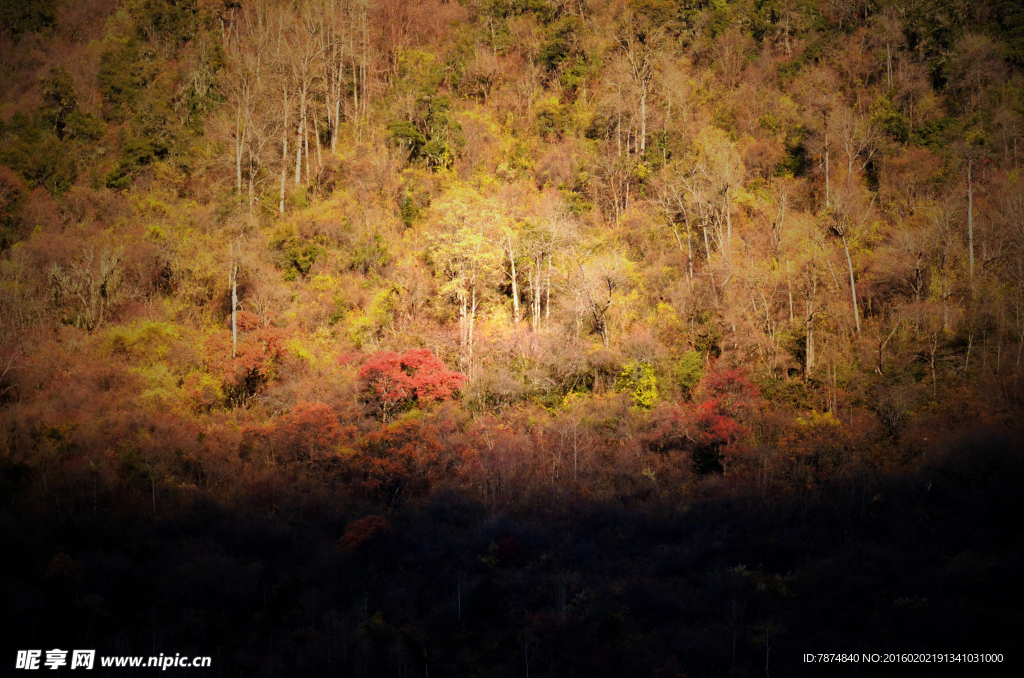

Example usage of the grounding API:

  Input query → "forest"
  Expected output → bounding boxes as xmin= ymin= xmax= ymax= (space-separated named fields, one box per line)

xmin=1 ymin=0 xmax=1023 ymax=675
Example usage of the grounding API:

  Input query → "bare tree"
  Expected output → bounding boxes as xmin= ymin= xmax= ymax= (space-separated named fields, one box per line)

xmin=830 ymin=104 xmax=880 ymax=191
xmin=570 ymin=249 xmax=628 ymax=347
xmin=49 ymin=245 xmax=127 ymax=332
xmin=653 ymin=161 xmax=695 ymax=279
xmin=829 ymin=191 xmax=876 ymax=334
xmin=795 ymin=259 xmax=828 ymax=375
xmin=616 ymin=12 xmax=665 ymax=154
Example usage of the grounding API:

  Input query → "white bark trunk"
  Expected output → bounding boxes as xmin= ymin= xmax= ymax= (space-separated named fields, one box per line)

xmin=842 ymin=234 xmax=861 ymax=333
xmin=968 ymin=160 xmax=975 ymax=281
xmin=279 ymin=88 xmax=289 ymax=214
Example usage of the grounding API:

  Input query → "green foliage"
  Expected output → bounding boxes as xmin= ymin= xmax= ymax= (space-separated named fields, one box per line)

xmin=912 ymin=116 xmax=959 ymax=151
xmin=1000 ymin=0 xmax=1024 ymax=66
xmin=387 ymin=121 xmax=427 ymax=159
xmin=758 ymin=112 xmax=782 ymax=135
xmin=482 ymin=0 xmax=550 ymax=21
xmin=777 ymin=39 xmax=823 ymax=79
xmin=349 ymin=233 xmax=391 ymax=274
xmin=271 ymin=226 xmax=324 ymax=280
xmin=709 ymin=0 xmax=733 ymax=37
xmin=127 ymin=0 xmax=203 ymax=46
xmin=95 ymin=1 xmax=219 ymax=192
xmin=65 ymin=112 xmax=105 ymax=143
xmin=0 ymin=70 xmax=103 ymax=196
xmin=691 ymin=321 xmax=722 ymax=359
xmin=781 ymin=326 xmax=807 ymax=373
xmin=617 ymin=359 xmax=659 ymax=409
xmin=107 ymin=320 xmax=182 ymax=364
xmin=673 ymin=350 xmax=705 ymax=398
xmin=388 ymin=96 xmax=463 ymax=170
xmin=775 ymin=125 xmax=809 ymax=177
xmin=0 ymin=0 xmax=56 ymax=37
xmin=343 ymin=286 xmax=400 ymax=349
xmin=757 ymin=373 xmax=814 ymax=409
xmin=904 ymin=0 xmax=972 ymax=82
xmin=98 ymin=41 xmax=150 ymax=122
xmin=629 ymin=0 xmax=678 ymax=27
xmin=398 ymin=181 xmax=430 ymax=226
xmin=106 ymin=135 xmax=171 ymax=189
xmin=538 ymin=17 xmax=581 ymax=71
xmin=40 ymin=68 xmax=79 ymax=140
xmin=535 ymin=96 xmax=568 ymax=138
xmin=98 ymin=39 xmax=189 ymax=189
xmin=397 ymin=48 xmax=445 ymax=95
xmin=421 ymin=97 xmax=463 ymax=169
xmin=0 ymin=132 xmax=78 ymax=196
xmin=870 ymin=97 xmax=910 ymax=143
xmin=0 ymin=168 xmax=23 ymax=247
xmin=561 ymin=56 xmax=591 ymax=94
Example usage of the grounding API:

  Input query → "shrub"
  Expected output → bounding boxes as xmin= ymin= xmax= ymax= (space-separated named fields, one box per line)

xmin=617 ymin=359 xmax=658 ymax=409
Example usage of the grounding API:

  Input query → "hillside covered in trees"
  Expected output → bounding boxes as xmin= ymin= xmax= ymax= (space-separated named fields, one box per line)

xmin=1 ymin=0 xmax=1023 ymax=675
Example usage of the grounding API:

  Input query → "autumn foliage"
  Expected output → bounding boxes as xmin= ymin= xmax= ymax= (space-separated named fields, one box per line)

xmin=349 ymin=420 xmax=454 ymax=505
xmin=2 ymin=1 xmax=1024 ymax=675
xmin=340 ymin=515 xmax=391 ymax=552
xmin=258 ymin=401 xmax=355 ymax=463
xmin=357 ymin=349 xmax=467 ymax=420
xmin=205 ymin=324 xmax=287 ymax=407
xmin=640 ymin=366 xmax=761 ymax=474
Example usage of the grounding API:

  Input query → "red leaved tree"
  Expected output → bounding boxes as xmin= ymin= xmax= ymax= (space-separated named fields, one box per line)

xmin=357 ymin=348 xmax=467 ymax=420
xmin=695 ymin=365 xmax=761 ymax=422
xmin=642 ymin=366 xmax=762 ymax=476
xmin=691 ymin=366 xmax=762 ymax=473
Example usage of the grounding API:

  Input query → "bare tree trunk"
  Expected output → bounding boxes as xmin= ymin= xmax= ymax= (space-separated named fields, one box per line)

xmin=617 ymin=109 xmax=622 ymax=157
xmin=640 ymin=91 xmax=646 ymax=153
xmin=683 ymin=211 xmax=694 ymax=279
xmin=352 ymin=56 xmax=359 ymax=138
xmin=967 ymin=159 xmax=975 ymax=282
xmin=332 ymin=59 xmax=343 ymax=153
xmin=469 ymin=282 xmax=477 ymax=367
xmin=279 ymin=88 xmax=289 ymax=214
xmin=235 ymin=107 xmax=245 ymax=195
xmin=671 ymin=225 xmax=684 ymax=254
xmin=360 ymin=6 xmax=368 ymax=143
xmin=725 ymin=189 xmax=732 ymax=241
xmin=546 ymin=254 xmax=551 ymax=325
xmin=886 ymin=43 xmax=892 ymax=88
xmin=231 ymin=259 xmax=238 ymax=358
xmin=507 ymin=236 xmax=519 ymax=323
xmin=842 ymin=234 xmax=861 ymax=333
xmin=313 ymin=106 xmax=323 ymax=174
xmin=929 ymin=339 xmax=939 ymax=396
xmin=459 ymin=294 xmax=467 ymax=352
xmin=295 ymin=90 xmax=305 ymax=184
xmin=304 ymin=107 xmax=311 ymax=183
xmin=806 ymin=311 xmax=815 ymax=374
xmin=787 ymin=260 xmax=794 ymax=322
xmin=537 ymin=258 xmax=543 ymax=329
xmin=824 ymin=113 xmax=830 ymax=209
xmin=248 ymin=157 xmax=255 ymax=214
